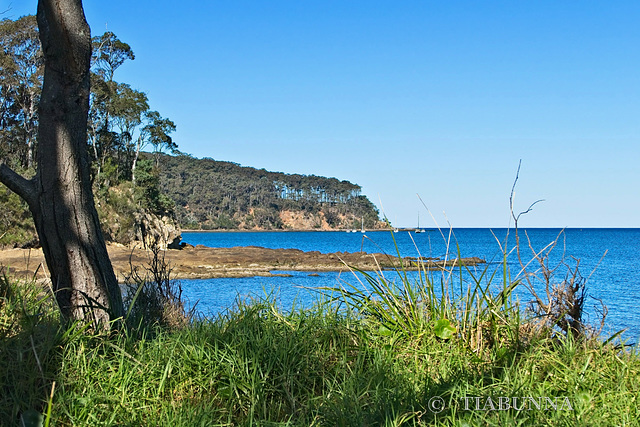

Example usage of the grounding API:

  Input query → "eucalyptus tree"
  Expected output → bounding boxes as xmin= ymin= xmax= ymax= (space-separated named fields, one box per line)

xmin=133 ymin=110 xmax=176 ymax=182
xmin=88 ymin=32 xmax=135 ymax=181
xmin=108 ymin=82 xmax=149 ymax=182
xmin=0 ymin=15 xmax=43 ymax=169
xmin=88 ymin=31 xmax=176 ymax=184
xmin=92 ymin=31 xmax=134 ymax=83
xmin=0 ymin=0 xmax=124 ymax=327
xmin=144 ymin=110 xmax=177 ymax=168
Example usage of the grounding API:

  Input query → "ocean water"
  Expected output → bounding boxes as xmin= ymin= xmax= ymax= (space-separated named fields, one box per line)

xmin=180 ymin=229 xmax=640 ymax=343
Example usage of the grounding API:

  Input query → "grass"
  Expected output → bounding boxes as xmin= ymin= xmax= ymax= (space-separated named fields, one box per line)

xmin=1 ymin=230 xmax=639 ymax=426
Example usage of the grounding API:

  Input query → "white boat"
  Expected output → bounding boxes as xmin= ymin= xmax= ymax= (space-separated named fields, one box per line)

xmin=415 ymin=211 xmax=423 ymax=233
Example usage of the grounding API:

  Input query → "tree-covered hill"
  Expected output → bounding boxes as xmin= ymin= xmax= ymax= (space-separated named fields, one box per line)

xmin=158 ymin=154 xmax=383 ymax=230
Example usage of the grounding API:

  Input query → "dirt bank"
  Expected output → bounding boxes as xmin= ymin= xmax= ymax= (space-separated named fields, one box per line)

xmin=0 ymin=244 xmax=485 ymax=281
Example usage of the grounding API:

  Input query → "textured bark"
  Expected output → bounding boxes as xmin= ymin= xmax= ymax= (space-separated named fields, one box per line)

xmin=0 ymin=0 xmax=124 ymax=327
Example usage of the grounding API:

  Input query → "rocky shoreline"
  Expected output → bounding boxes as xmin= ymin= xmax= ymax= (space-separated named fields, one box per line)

xmin=0 ymin=244 xmax=486 ymax=282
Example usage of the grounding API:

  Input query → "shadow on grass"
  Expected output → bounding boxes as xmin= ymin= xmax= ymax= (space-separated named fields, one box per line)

xmin=0 ymin=272 xmax=61 ymax=425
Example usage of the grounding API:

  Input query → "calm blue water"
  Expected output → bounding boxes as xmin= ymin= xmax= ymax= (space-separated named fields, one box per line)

xmin=180 ymin=229 xmax=640 ymax=343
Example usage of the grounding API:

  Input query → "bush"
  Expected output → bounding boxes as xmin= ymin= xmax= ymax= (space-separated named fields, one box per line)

xmin=135 ymin=158 xmax=175 ymax=216
xmin=123 ymin=239 xmax=191 ymax=331
xmin=213 ymin=212 xmax=238 ymax=229
xmin=0 ymin=188 xmax=37 ymax=248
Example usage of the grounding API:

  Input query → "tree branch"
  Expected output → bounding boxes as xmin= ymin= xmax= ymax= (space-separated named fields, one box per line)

xmin=0 ymin=163 xmax=36 ymax=207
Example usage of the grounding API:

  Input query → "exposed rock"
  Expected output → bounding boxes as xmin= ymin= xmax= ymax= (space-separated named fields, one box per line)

xmin=0 ymin=244 xmax=486 ymax=281
xmin=276 ymin=210 xmax=388 ymax=231
xmin=133 ymin=212 xmax=182 ymax=249
xmin=96 ymin=183 xmax=182 ymax=250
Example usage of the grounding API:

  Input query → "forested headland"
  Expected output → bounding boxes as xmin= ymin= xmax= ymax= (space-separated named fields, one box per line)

xmin=158 ymin=154 xmax=382 ymax=231
xmin=0 ymin=15 xmax=382 ymax=248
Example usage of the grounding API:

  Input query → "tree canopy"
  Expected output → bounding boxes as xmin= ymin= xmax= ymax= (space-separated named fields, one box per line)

xmin=159 ymin=154 xmax=382 ymax=230
xmin=1 ymin=13 xmax=176 ymax=188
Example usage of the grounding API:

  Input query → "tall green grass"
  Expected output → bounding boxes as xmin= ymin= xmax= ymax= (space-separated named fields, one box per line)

xmin=1 ymin=227 xmax=639 ymax=426
xmin=319 ymin=228 xmax=525 ymax=360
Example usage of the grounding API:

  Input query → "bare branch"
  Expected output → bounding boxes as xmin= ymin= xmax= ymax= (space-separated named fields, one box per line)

xmin=509 ymin=160 xmax=545 ymax=225
xmin=508 ymin=159 xmax=522 ymax=222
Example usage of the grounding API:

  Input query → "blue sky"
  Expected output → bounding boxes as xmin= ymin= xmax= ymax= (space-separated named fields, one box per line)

xmin=5 ymin=1 xmax=639 ymax=227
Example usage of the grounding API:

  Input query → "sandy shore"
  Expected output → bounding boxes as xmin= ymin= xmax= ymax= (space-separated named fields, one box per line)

xmin=0 ymin=244 xmax=485 ymax=282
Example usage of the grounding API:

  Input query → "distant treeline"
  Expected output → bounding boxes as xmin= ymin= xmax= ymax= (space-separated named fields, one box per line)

xmin=158 ymin=154 xmax=382 ymax=230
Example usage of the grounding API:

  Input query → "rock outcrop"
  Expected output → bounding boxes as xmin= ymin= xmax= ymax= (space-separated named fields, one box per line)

xmin=133 ymin=212 xmax=182 ymax=249
xmin=97 ymin=184 xmax=182 ymax=250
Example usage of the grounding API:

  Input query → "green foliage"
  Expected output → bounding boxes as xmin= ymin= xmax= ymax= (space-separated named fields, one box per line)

xmin=433 ymin=318 xmax=456 ymax=340
xmin=98 ymin=157 xmax=120 ymax=187
xmin=212 ymin=212 xmax=238 ymax=229
xmin=0 ymin=273 xmax=60 ymax=423
xmin=159 ymin=154 xmax=382 ymax=230
xmin=0 ymin=187 xmax=37 ymax=247
xmin=1 ymin=16 xmax=178 ymax=248
xmin=95 ymin=167 xmax=178 ymax=246
xmin=95 ymin=181 xmax=137 ymax=244
xmin=134 ymin=158 xmax=175 ymax=216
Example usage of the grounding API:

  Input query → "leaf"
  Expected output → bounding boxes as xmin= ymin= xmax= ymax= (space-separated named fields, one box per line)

xmin=378 ymin=325 xmax=394 ymax=336
xmin=433 ymin=318 xmax=456 ymax=340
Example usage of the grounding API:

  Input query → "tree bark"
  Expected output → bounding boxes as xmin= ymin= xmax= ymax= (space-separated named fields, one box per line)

xmin=0 ymin=0 xmax=124 ymax=327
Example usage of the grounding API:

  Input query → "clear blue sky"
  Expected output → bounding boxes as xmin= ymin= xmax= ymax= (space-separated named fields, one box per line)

xmin=5 ymin=1 xmax=639 ymax=227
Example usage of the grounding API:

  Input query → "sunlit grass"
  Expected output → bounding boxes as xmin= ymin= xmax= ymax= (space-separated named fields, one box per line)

xmin=1 ymin=227 xmax=639 ymax=425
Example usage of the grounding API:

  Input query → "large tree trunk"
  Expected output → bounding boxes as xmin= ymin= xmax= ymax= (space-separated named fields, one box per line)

xmin=0 ymin=0 xmax=124 ymax=327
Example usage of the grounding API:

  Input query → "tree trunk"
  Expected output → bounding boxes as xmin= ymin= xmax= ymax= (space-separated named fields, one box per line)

xmin=0 ymin=0 xmax=124 ymax=327
xmin=131 ymin=135 xmax=142 ymax=185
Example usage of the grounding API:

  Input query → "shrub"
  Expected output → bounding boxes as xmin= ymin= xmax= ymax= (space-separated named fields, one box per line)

xmin=123 ymin=238 xmax=192 ymax=331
